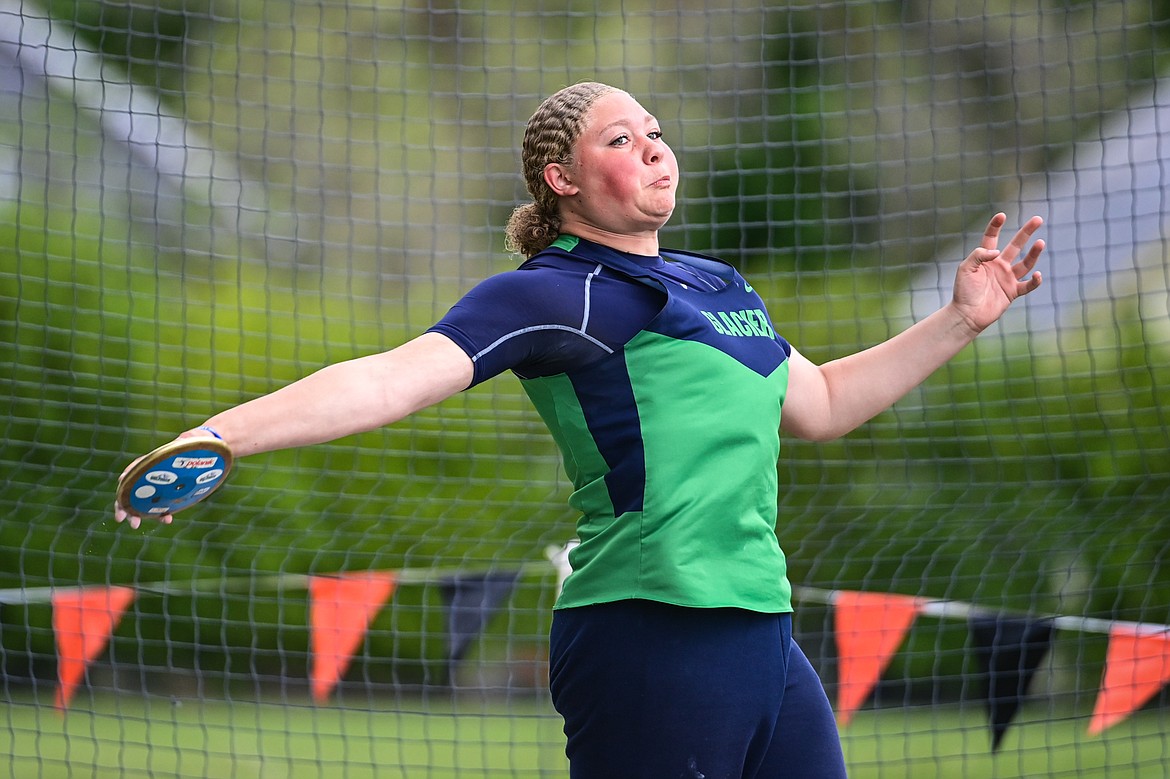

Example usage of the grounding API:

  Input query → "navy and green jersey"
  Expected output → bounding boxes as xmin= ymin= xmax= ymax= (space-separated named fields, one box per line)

xmin=429 ymin=236 xmax=793 ymax=613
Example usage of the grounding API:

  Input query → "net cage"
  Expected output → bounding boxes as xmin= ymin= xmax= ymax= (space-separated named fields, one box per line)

xmin=1 ymin=1 xmax=1168 ymax=776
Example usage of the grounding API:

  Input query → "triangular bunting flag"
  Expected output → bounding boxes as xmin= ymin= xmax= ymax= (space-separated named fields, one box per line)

xmin=969 ymin=615 xmax=1054 ymax=751
xmin=438 ymin=571 xmax=521 ymax=682
xmin=308 ymin=571 xmax=397 ymax=702
xmin=833 ymin=590 xmax=923 ymax=725
xmin=53 ymin=585 xmax=136 ymax=710
xmin=1088 ymin=624 xmax=1170 ymax=735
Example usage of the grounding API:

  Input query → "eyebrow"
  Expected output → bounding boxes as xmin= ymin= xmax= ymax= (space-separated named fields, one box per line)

xmin=595 ymin=114 xmax=659 ymax=137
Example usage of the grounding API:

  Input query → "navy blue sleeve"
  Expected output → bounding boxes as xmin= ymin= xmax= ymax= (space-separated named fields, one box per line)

xmin=428 ymin=260 xmax=664 ymax=387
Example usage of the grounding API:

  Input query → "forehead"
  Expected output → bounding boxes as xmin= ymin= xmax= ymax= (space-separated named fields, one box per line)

xmin=582 ymin=91 xmax=654 ymax=135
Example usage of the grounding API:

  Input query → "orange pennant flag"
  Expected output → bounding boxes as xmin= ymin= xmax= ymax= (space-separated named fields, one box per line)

xmin=309 ymin=572 xmax=397 ymax=702
xmin=833 ymin=590 xmax=924 ymax=725
xmin=1088 ymin=625 xmax=1170 ymax=735
xmin=53 ymin=585 xmax=136 ymax=710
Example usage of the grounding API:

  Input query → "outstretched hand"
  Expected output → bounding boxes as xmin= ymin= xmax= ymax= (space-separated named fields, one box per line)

xmin=951 ymin=213 xmax=1044 ymax=333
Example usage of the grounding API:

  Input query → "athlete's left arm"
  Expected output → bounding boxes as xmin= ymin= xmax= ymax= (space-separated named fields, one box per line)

xmin=780 ymin=214 xmax=1043 ymax=443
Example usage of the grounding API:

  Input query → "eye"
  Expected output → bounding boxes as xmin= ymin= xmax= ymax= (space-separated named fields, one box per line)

xmin=648 ymin=130 xmax=663 ymax=140
xmin=609 ymin=134 xmax=630 ymax=147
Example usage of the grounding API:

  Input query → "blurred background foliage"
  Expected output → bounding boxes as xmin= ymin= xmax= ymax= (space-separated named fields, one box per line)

xmin=2 ymin=0 xmax=1169 ymax=694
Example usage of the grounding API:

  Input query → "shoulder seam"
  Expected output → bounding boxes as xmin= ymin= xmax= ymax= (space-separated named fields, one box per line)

xmin=473 ymin=261 xmax=612 ymax=362
xmin=471 ymin=324 xmax=613 ymax=362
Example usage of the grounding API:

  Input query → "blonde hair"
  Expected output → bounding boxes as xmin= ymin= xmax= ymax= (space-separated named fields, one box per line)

xmin=504 ymin=82 xmax=620 ymax=258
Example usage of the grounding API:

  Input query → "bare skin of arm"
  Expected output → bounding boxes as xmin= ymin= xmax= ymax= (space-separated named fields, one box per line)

xmin=115 ymin=332 xmax=473 ymax=527
xmin=198 ymin=332 xmax=473 ymax=457
xmin=781 ymin=214 xmax=1044 ymax=442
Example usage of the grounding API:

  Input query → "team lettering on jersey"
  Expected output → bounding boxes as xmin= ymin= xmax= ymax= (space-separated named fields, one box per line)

xmin=701 ymin=308 xmax=775 ymax=338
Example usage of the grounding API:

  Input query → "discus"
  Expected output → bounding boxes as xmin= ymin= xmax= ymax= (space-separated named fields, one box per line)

xmin=116 ymin=435 xmax=233 ymax=519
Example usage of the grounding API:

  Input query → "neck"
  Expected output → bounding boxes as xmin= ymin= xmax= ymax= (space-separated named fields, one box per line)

xmin=557 ymin=219 xmax=660 ymax=257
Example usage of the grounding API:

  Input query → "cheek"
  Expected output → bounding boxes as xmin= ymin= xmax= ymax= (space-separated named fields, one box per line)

xmin=597 ymin=173 xmax=627 ymax=198
xmin=664 ymin=148 xmax=680 ymax=179
xmin=595 ymin=161 xmax=641 ymax=199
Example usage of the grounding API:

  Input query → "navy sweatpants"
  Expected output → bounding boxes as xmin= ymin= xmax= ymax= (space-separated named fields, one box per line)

xmin=549 ymin=600 xmax=847 ymax=779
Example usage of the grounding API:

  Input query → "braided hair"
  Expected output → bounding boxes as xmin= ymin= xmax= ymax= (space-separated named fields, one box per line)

xmin=504 ymin=82 xmax=619 ymax=258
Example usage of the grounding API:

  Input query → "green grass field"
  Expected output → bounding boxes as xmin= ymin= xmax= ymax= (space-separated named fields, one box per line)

xmin=1 ymin=693 xmax=1165 ymax=778
xmin=840 ymin=706 xmax=1168 ymax=779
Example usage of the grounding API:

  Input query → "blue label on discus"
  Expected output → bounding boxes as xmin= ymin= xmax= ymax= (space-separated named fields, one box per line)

xmin=124 ymin=447 xmax=228 ymax=515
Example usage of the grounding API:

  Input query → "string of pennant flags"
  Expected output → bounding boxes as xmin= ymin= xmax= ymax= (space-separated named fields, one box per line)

xmin=793 ymin=586 xmax=1170 ymax=748
xmin=5 ymin=543 xmax=1168 ymax=750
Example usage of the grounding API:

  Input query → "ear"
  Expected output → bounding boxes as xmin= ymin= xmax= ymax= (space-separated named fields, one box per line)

xmin=543 ymin=162 xmax=578 ymax=197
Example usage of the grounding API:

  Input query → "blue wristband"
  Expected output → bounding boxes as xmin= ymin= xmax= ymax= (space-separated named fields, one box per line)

xmin=196 ymin=425 xmax=223 ymax=440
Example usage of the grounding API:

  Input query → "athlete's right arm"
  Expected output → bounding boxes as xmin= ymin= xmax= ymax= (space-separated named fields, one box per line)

xmin=187 ymin=260 xmax=658 ymax=458
xmin=197 ymin=332 xmax=473 ymax=458
xmin=113 ymin=331 xmax=474 ymax=526
xmin=191 ymin=264 xmax=593 ymax=459
xmin=185 ymin=265 xmax=582 ymax=460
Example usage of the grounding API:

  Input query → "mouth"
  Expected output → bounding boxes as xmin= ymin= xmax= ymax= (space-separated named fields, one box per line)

xmin=650 ymin=176 xmax=673 ymax=189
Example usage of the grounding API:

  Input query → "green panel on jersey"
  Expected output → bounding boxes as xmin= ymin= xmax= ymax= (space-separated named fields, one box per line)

xmin=623 ymin=331 xmax=791 ymax=611
xmin=524 ymin=332 xmax=792 ymax=613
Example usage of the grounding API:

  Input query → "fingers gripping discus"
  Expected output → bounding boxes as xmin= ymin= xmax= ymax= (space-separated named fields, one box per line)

xmin=117 ymin=436 xmax=233 ymax=518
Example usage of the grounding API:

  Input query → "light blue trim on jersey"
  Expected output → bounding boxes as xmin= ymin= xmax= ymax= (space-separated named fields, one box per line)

xmin=469 ymin=263 xmax=611 ymax=363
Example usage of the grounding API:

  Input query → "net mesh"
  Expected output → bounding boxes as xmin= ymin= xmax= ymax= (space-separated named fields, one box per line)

xmin=2 ymin=0 xmax=1168 ymax=776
